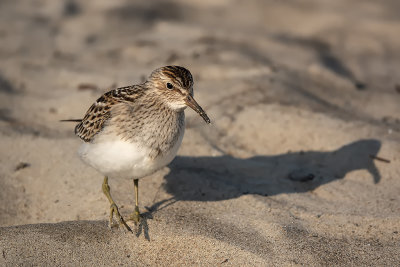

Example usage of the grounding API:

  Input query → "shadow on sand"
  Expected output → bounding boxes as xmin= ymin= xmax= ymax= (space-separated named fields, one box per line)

xmin=163 ymin=139 xmax=381 ymax=201
xmin=139 ymin=139 xmax=381 ymax=239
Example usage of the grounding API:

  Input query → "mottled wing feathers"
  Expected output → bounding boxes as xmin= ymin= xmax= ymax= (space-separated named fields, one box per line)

xmin=75 ymin=85 xmax=144 ymax=142
xmin=75 ymin=101 xmax=111 ymax=142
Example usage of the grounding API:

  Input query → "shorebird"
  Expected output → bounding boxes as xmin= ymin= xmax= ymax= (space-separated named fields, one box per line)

xmin=63 ymin=66 xmax=210 ymax=231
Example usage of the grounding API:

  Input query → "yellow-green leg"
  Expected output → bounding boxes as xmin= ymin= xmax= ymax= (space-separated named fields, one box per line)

xmin=102 ymin=176 xmax=132 ymax=232
xmin=128 ymin=178 xmax=141 ymax=224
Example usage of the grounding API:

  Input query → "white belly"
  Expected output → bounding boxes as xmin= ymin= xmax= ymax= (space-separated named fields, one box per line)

xmin=78 ymin=133 xmax=183 ymax=179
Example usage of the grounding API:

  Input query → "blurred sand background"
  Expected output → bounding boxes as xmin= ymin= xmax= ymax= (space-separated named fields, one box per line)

xmin=1 ymin=0 xmax=400 ymax=265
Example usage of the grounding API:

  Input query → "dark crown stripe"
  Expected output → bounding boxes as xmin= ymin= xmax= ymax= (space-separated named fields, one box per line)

xmin=162 ymin=66 xmax=193 ymax=88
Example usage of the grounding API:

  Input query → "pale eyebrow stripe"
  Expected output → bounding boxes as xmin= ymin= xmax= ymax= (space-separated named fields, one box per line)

xmin=176 ymin=77 xmax=184 ymax=87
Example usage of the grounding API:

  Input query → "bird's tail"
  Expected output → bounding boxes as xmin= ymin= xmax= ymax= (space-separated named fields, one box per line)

xmin=60 ymin=119 xmax=82 ymax=122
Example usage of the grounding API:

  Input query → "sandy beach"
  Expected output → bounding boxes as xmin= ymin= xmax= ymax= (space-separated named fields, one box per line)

xmin=0 ymin=0 xmax=400 ymax=265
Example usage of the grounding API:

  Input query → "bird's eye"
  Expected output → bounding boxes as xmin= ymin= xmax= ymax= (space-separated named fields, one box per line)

xmin=166 ymin=83 xmax=174 ymax=90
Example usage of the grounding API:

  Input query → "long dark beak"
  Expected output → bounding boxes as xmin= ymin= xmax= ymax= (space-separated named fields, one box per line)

xmin=185 ymin=94 xmax=211 ymax=124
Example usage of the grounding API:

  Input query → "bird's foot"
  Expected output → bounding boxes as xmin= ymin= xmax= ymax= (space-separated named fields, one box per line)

xmin=127 ymin=206 xmax=141 ymax=225
xmin=109 ymin=203 xmax=132 ymax=232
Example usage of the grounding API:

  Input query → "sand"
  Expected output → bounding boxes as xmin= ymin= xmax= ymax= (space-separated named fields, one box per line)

xmin=0 ymin=0 xmax=400 ymax=266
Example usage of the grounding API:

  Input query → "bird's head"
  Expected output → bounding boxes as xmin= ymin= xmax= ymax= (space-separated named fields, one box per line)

xmin=148 ymin=65 xmax=210 ymax=124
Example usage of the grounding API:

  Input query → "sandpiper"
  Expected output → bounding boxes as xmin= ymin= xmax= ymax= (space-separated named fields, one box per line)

xmin=63 ymin=66 xmax=210 ymax=231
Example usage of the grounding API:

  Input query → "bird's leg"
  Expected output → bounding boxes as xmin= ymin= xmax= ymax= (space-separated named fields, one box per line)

xmin=128 ymin=178 xmax=141 ymax=224
xmin=102 ymin=176 xmax=132 ymax=232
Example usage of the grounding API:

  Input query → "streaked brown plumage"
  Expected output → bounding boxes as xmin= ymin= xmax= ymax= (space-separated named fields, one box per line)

xmin=75 ymin=86 xmax=144 ymax=142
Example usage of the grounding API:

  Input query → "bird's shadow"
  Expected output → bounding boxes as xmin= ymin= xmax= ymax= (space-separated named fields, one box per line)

xmin=135 ymin=139 xmax=382 ymax=239
xmin=163 ymin=139 xmax=382 ymax=201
